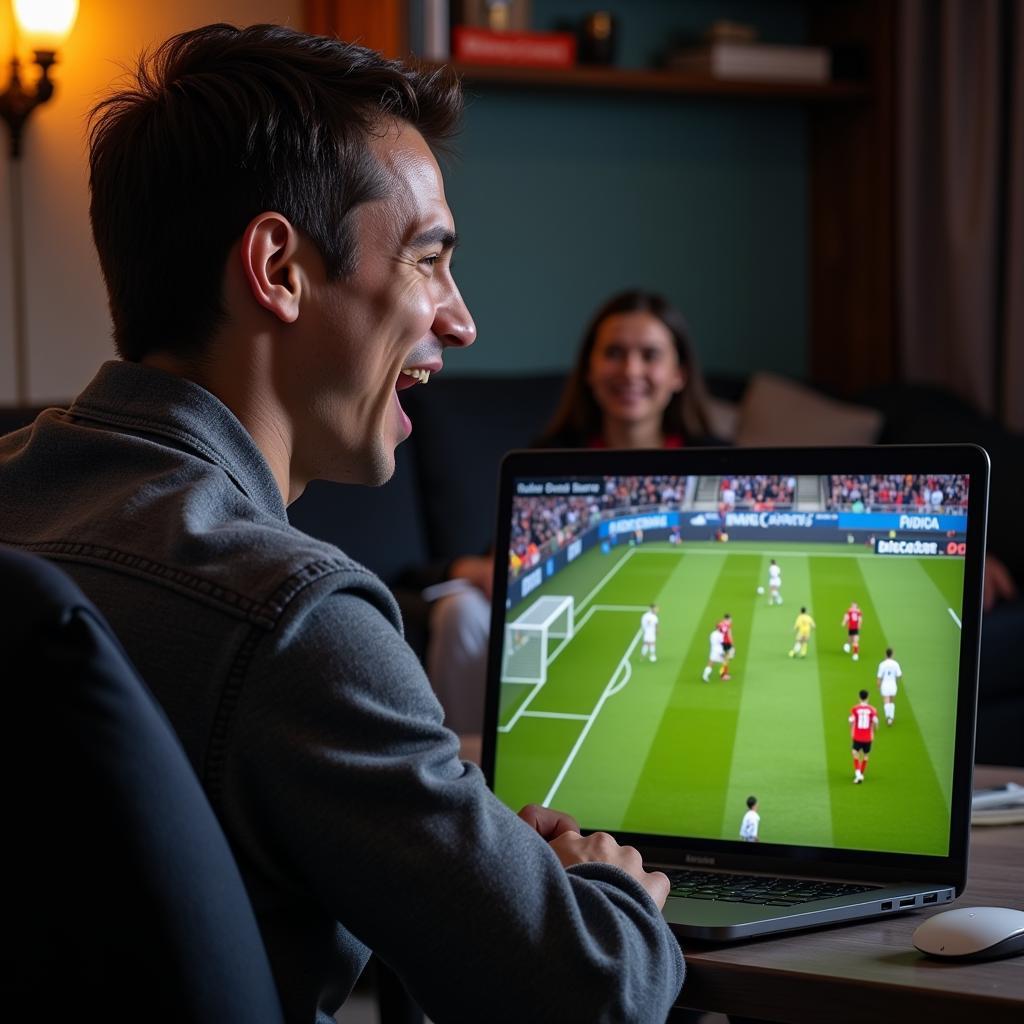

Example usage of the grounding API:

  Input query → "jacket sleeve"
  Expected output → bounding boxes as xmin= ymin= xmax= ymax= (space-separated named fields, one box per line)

xmin=228 ymin=574 xmax=684 ymax=1023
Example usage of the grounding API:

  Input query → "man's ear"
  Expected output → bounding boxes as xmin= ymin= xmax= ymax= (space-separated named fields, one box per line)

xmin=239 ymin=212 xmax=303 ymax=324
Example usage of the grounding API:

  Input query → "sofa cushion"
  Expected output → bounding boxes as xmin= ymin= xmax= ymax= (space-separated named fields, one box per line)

xmin=735 ymin=372 xmax=884 ymax=446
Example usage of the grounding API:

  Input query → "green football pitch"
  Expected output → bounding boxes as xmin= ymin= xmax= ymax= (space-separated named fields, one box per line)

xmin=494 ymin=540 xmax=965 ymax=857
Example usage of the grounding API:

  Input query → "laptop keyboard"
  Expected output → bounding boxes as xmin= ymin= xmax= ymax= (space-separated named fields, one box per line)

xmin=666 ymin=870 xmax=878 ymax=906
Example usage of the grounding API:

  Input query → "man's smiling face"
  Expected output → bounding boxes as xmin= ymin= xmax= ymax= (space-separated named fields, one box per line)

xmin=287 ymin=121 xmax=476 ymax=489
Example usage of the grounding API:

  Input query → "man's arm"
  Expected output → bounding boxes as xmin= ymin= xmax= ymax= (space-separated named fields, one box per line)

xmin=231 ymin=584 xmax=683 ymax=1022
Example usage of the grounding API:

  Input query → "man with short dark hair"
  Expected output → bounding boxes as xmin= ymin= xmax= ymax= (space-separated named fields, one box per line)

xmin=0 ymin=24 xmax=683 ymax=1023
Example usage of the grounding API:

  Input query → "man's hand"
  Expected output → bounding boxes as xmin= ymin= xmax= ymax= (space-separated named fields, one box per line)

xmin=448 ymin=554 xmax=495 ymax=599
xmin=548 ymin=829 xmax=671 ymax=910
xmin=517 ymin=803 xmax=579 ymax=841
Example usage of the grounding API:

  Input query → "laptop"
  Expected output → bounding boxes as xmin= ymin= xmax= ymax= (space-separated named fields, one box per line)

xmin=482 ymin=445 xmax=989 ymax=940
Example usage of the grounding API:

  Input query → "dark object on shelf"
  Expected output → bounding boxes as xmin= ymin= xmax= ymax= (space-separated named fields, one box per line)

xmin=578 ymin=11 xmax=616 ymax=66
xmin=458 ymin=0 xmax=531 ymax=32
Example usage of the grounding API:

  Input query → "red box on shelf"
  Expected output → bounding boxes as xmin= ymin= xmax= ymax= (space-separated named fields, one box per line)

xmin=452 ymin=26 xmax=576 ymax=68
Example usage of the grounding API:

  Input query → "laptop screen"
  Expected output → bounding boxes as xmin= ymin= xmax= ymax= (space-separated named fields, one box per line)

xmin=488 ymin=455 xmax=984 ymax=862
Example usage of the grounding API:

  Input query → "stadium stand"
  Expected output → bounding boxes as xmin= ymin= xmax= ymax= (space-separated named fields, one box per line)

xmin=827 ymin=474 xmax=969 ymax=514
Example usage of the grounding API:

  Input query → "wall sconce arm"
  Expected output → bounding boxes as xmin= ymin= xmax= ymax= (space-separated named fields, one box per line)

xmin=0 ymin=50 xmax=58 ymax=159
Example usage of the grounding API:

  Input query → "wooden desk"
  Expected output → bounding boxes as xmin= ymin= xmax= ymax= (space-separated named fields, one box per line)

xmin=673 ymin=766 xmax=1024 ymax=1023
xmin=462 ymin=736 xmax=1023 ymax=1022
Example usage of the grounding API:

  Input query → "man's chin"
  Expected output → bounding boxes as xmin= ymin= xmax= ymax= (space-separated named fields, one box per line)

xmin=353 ymin=442 xmax=397 ymax=488
xmin=365 ymin=457 xmax=397 ymax=487
xmin=315 ymin=444 xmax=396 ymax=489
xmin=371 ymin=431 xmax=406 ymax=486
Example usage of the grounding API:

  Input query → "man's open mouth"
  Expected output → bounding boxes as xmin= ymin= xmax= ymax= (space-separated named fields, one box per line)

xmin=397 ymin=367 xmax=431 ymax=390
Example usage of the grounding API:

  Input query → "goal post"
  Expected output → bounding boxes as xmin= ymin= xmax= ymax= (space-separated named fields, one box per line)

xmin=502 ymin=595 xmax=575 ymax=685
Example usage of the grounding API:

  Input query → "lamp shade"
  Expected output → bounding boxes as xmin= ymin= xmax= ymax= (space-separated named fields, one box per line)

xmin=13 ymin=0 xmax=79 ymax=51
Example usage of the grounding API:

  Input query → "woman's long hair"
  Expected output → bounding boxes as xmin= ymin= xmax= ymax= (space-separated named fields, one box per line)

xmin=538 ymin=290 xmax=714 ymax=446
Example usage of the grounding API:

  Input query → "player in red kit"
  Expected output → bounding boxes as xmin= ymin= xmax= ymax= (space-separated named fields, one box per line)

xmin=842 ymin=602 xmax=863 ymax=661
xmin=848 ymin=689 xmax=878 ymax=784
xmin=715 ymin=613 xmax=735 ymax=680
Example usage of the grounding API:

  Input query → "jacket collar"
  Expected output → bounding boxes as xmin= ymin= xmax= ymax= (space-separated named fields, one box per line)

xmin=69 ymin=360 xmax=287 ymax=521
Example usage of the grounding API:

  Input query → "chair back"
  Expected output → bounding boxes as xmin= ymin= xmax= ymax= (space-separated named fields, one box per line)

xmin=0 ymin=546 xmax=284 ymax=1023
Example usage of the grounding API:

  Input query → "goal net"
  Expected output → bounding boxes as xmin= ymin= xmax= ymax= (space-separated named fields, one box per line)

xmin=502 ymin=595 xmax=574 ymax=685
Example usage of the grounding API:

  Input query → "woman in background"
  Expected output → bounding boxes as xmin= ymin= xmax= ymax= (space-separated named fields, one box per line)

xmin=535 ymin=288 xmax=717 ymax=450
xmin=428 ymin=289 xmax=720 ymax=733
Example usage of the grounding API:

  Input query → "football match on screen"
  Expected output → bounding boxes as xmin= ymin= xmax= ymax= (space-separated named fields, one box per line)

xmin=494 ymin=472 xmax=969 ymax=858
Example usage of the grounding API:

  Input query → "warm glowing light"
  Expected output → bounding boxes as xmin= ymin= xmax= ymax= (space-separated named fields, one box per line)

xmin=13 ymin=0 xmax=79 ymax=51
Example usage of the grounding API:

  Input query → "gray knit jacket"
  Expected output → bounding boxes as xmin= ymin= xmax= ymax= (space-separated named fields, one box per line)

xmin=0 ymin=360 xmax=684 ymax=1023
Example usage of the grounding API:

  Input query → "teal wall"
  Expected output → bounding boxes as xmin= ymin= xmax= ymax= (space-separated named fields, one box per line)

xmin=436 ymin=0 xmax=813 ymax=379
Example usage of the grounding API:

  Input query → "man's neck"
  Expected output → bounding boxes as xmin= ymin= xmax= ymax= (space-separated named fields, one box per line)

xmin=141 ymin=349 xmax=295 ymax=504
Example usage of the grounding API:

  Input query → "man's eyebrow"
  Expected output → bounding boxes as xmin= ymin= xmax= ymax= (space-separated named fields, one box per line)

xmin=407 ymin=227 xmax=458 ymax=251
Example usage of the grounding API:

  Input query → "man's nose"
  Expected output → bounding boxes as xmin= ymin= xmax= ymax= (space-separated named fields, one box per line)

xmin=435 ymin=282 xmax=476 ymax=349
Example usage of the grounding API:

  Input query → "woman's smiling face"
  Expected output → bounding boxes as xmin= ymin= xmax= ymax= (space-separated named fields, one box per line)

xmin=586 ymin=311 xmax=685 ymax=436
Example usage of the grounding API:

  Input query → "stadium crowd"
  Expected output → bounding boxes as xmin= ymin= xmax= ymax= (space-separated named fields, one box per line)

xmin=509 ymin=496 xmax=599 ymax=575
xmin=719 ymin=475 xmax=796 ymax=511
xmin=509 ymin=475 xmax=691 ymax=574
xmin=827 ymin=474 xmax=969 ymax=514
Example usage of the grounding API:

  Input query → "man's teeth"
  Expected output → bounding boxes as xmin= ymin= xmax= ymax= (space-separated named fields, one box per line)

xmin=402 ymin=368 xmax=431 ymax=384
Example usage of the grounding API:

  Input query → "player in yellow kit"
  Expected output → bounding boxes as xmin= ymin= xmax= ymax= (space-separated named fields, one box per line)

xmin=788 ymin=606 xmax=816 ymax=659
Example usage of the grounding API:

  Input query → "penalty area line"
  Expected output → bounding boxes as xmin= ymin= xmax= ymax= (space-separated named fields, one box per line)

xmin=521 ymin=711 xmax=590 ymax=721
xmin=948 ymin=607 xmax=962 ymax=629
xmin=498 ymin=607 xmax=641 ymax=734
xmin=542 ymin=628 xmax=643 ymax=807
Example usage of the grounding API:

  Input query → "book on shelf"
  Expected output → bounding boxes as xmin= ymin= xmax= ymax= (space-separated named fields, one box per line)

xmin=452 ymin=25 xmax=576 ymax=68
xmin=667 ymin=41 xmax=831 ymax=83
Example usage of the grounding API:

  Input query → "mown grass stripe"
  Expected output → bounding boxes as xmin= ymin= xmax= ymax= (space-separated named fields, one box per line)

xmin=860 ymin=556 xmax=960 ymax=811
xmin=814 ymin=555 xmax=951 ymax=855
xmin=619 ymin=550 xmax=744 ymax=838
xmin=722 ymin=553 xmax=834 ymax=847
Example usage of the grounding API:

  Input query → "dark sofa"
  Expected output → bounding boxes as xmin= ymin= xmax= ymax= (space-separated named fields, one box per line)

xmin=3 ymin=374 xmax=1021 ymax=764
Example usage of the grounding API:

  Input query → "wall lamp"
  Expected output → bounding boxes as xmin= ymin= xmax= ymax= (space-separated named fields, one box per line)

xmin=1 ymin=0 xmax=78 ymax=157
xmin=1 ymin=0 xmax=77 ymax=403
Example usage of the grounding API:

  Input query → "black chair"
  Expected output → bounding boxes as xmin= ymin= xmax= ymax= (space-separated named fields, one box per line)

xmin=0 ymin=546 xmax=285 ymax=1022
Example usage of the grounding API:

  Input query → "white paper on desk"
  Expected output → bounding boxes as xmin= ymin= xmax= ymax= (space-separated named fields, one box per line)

xmin=971 ymin=782 xmax=1024 ymax=824
xmin=971 ymin=781 xmax=1024 ymax=810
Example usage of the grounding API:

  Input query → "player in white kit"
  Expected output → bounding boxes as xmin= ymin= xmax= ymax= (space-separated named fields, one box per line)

xmin=739 ymin=795 xmax=760 ymax=841
xmin=767 ymin=558 xmax=782 ymax=605
xmin=640 ymin=604 xmax=659 ymax=662
xmin=876 ymin=646 xmax=903 ymax=725
xmin=702 ymin=627 xmax=725 ymax=681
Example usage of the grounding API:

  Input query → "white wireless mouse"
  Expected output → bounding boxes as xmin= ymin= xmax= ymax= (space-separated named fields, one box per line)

xmin=913 ymin=906 xmax=1024 ymax=961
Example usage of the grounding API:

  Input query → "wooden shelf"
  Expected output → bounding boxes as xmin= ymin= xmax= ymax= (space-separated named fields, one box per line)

xmin=422 ymin=62 xmax=870 ymax=101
